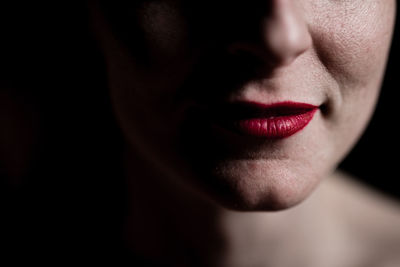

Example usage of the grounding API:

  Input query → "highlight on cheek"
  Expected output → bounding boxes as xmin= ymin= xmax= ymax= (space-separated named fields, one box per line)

xmin=308 ymin=0 xmax=395 ymax=88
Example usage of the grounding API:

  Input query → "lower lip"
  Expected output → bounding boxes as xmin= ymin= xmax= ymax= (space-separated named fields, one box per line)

xmin=215 ymin=103 xmax=318 ymax=139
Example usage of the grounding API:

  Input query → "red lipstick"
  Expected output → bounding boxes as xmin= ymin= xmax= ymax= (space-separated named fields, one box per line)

xmin=214 ymin=101 xmax=318 ymax=139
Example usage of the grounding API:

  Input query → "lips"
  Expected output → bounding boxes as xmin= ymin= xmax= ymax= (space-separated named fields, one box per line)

xmin=211 ymin=101 xmax=319 ymax=139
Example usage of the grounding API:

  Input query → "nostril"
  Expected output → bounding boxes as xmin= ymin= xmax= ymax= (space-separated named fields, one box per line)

xmin=225 ymin=47 xmax=271 ymax=80
xmin=226 ymin=44 xmax=280 ymax=79
xmin=228 ymin=43 xmax=264 ymax=58
xmin=227 ymin=40 xmax=301 ymax=71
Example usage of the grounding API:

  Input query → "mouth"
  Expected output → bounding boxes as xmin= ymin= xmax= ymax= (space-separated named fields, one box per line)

xmin=210 ymin=101 xmax=319 ymax=139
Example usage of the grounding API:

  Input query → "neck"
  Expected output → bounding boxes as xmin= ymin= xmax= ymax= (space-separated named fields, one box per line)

xmin=122 ymin=147 xmax=338 ymax=267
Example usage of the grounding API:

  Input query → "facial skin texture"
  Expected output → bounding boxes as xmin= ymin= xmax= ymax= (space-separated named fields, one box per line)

xmin=92 ymin=0 xmax=396 ymax=211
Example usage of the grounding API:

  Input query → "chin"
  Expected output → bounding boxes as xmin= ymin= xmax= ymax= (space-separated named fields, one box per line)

xmin=198 ymin=160 xmax=323 ymax=212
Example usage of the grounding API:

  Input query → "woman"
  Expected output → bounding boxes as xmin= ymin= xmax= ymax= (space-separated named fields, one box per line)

xmin=83 ymin=0 xmax=400 ymax=266
xmin=2 ymin=0 xmax=399 ymax=266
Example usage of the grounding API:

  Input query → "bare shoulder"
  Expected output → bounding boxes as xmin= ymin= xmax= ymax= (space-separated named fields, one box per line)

xmin=324 ymin=170 xmax=400 ymax=265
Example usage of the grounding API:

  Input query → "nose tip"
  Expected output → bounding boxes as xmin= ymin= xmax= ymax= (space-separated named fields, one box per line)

xmin=264 ymin=0 xmax=312 ymax=65
xmin=228 ymin=0 xmax=312 ymax=68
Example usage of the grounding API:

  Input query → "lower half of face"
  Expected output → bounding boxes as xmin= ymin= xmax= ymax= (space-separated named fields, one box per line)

xmin=96 ymin=0 xmax=396 ymax=211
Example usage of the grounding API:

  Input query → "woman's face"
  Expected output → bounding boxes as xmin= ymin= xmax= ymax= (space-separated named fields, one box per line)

xmin=92 ymin=0 xmax=396 ymax=210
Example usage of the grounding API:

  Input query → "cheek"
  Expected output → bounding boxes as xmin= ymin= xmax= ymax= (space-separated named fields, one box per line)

xmin=311 ymin=1 xmax=395 ymax=125
xmin=136 ymin=1 xmax=201 ymax=75
xmin=310 ymin=1 xmax=395 ymax=87
xmin=124 ymin=2 xmax=200 ymax=117
xmin=138 ymin=1 xmax=189 ymax=65
xmin=305 ymin=1 xmax=396 ymax=168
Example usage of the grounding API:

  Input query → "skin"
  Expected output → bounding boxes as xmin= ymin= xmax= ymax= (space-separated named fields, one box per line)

xmin=88 ymin=0 xmax=399 ymax=266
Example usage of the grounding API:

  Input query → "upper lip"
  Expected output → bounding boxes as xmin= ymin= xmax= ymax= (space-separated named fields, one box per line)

xmin=210 ymin=101 xmax=319 ymax=120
